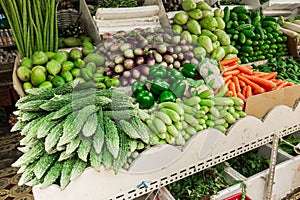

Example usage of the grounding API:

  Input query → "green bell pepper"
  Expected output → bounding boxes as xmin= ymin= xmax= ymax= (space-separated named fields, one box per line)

xmin=181 ymin=63 xmax=197 ymax=79
xmin=168 ymin=68 xmax=184 ymax=84
xmin=132 ymin=81 xmax=147 ymax=96
xmin=149 ymin=78 xmax=170 ymax=98
xmin=136 ymin=90 xmax=155 ymax=109
xmin=149 ymin=64 xmax=167 ymax=78
xmin=158 ymin=91 xmax=177 ymax=103
xmin=170 ymin=80 xmax=186 ymax=98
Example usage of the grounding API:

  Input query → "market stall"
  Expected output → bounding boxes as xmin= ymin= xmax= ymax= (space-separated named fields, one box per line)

xmin=1 ymin=0 xmax=300 ymax=199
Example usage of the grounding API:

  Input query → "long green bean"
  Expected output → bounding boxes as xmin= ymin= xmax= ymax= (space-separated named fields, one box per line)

xmin=49 ymin=0 xmax=55 ymax=52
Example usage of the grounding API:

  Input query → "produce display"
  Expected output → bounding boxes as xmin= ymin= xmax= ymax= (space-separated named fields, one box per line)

xmin=220 ymin=58 xmax=294 ymax=102
xmin=0 ymin=49 xmax=18 ymax=64
xmin=279 ymin=134 xmax=300 ymax=156
xmin=252 ymin=57 xmax=300 ymax=85
xmin=166 ymin=163 xmax=239 ymax=199
xmin=171 ymin=0 xmax=238 ymax=61
xmin=15 ymin=38 xmax=116 ymax=92
xmin=224 ymin=7 xmax=288 ymax=63
xmin=0 ymin=0 xmax=59 ymax=57
xmin=228 ymin=149 xmax=270 ymax=177
xmin=4 ymin=0 xmax=300 ymax=197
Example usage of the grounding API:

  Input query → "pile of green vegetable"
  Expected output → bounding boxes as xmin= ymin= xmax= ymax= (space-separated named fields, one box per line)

xmin=251 ymin=56 xmax=300 ymax=84
xmin=0 ymin=0 xmax=59 ymax=58
xmin=11 ymin=82 xmax=152 ymax=189
xmin=228 ymin=149 xmax=270 ymax=177
xmin=279 ymin=134 xmax=300 ymax=156
xmin=172 ymin=0 xmax=238 ymax=61
xmin=224 ymin=7 xmax=288 ymax=63
xmin=16 ymin=38 xmax=120 ymax=92
xmin=167 ymin=163 xmax=236 ymax=199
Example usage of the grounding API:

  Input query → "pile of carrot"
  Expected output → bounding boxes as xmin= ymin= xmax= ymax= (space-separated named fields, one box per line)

xmin=219 ymin=58 xmax=294 ymax=102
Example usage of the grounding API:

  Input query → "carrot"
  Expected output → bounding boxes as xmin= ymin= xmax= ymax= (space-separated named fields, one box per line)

xmin=220 ymin=58 xmax=239 ymax=66
xmin=245 ymin=85 xmax=252 ymax=98
xmin=232 ymin=76 xmax=241 ymax=93
xmin=239 ymin=80 xmax=246 ymax=88
xmin=276 ymin=81 xmax=294 ymax=89
xmin=228 ymin=81 xmax=237 ymax=97
xmin=223 ymin=69 xmax=240 ymax=77
xmin=242 ymin=86 xmax=247 ymax=97
xmin=237 ymin=65 xmax=253 ymax=75
xmin=226 ymin=90 xmax=233 ymax=97
xmin=237 ymin=92 xmax=246 ymax=102
xmin=253 ymin=71 xmax=268 ymax=76
xmin=223 ymin=75 xmax=232 ymax=82
xmin=258 ymin=72 xmax=277 ymax=80
xmin=241 ymin=74 xmax=276 ymax=92
xmin=237 ymin=74 xmax=265 ymax=93
xmin=244 ymin=65 xmax=253 ymax=70
xmin=224 ymin=65 xmax=238 ymax=71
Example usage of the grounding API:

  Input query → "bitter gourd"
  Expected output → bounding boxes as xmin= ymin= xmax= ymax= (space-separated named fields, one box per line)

xmin=82 ymin=112 xmax=98 ymax=137
xmin=60 ymin=157 xmax=76 ymax=189
xmin=101 ymin=145 xmax=113 ymax=170
xmin=65 ymin=136 xmax=81 ymax=155
xmin=89 ymin=148 xmax=102 ymax=172
xmin=40 ymin=161 xmax=63 ymax=189
xmin=45 ymin=122 xmax=64 ymax=153
xmin=33 ymin=152 xmax=58 ymax=179
xmin=113 ymin=129 xmax=129 ymax=173
xmin=119 ymin=119 xmax=141 ymax=140
xmin=70 ymin=158 xmax=87 ymax=181
xmin=104 ymin=116 xmax=119 ymax=159
xmin=131 ymin=117 xmax=150 ymax=144
xmin=18 ymin=161 xmax=38 ymax=185
xmin=77 ymin=136 xmax=92 ymax=162
xmin=93 ymin=108 xmax=105 ymax=154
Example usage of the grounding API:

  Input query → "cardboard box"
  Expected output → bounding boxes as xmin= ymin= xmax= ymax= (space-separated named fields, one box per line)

xmin=245 ymin=84 xmax=300 ymax=119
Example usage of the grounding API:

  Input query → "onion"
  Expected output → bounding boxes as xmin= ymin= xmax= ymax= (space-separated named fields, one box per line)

xmin=171 ymin=53 xmax=178 ymax=60
xmin=174 ymin=46 xmax=182 ymax=54
xmin=114 ymin=55 xmax=125 ymax=64
xmin=134 ymin=48 xmax=144 ymax=56
xmin=129 ymin=78 xmax=137 ymax=85
xmin=122 ymin=71 xmax=131 ymax=78
xmin=104 ymin=41 xmax=114 ymax=50
xmin=184 ymin=51 xmax=194 ymax=60
xmin=136 ymin=34 xmax=146 ymax=41
xmin=191 ymin=58 xmax=199 ymax=65
xmin=139 ymin=65 xmax=150 ymax=76
xmin=120 ymin=43 xmax=132 ymax=52
xmin=139 ymin=39 xmax=148 ymax=48
xmin=171 ymin=36 xmax=181 ymax=44
xmin=124 ymin=49 xmax=135 ymax=59
xmin=154 ymin=35 xmax=163 ymax=43
xmin=163 ymin=33 xmax=172 ymax=42
xmin=103 ymin=32 xmax=113 ymax=40
xmin=168 ymin=64 xmax=174 ymax=69
xmin=160 ymin=61 xmax=168 ymax=68
xmin=110 ymin=42 xmax=121 ymax=52
xmin=177 ymin=53 xmax=184 ymax=61
xmin=120 ymin=77 xmax=129 ymax=86
xmin=105 ymin=70 xmax=113 ymax=77
xmin=181 ymin=45 xmax=190 ymax=53
xmin=114 ymin=64 xmax=125 ymax=74
xmin=135 ymin=56 xmax=145 ymax=65
xmin=112 ymin=74 xmax=121 ymax=79
xmin=109 ymin=52 xmax=121 ymax=60
xmin=157 ymin=43 xmax=167 ymax=54
xmin=167 ymin=46 xmax=174 ymax=54
xmin=139 ymin=75 xmax=148 ymax=82
xmin=180 ymin=38 xmax=187 ymax=45
xmin=124 ymin=59 xmax=135 ymax=70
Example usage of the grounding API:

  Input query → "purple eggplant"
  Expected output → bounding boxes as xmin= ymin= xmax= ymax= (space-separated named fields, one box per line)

xmin=167 ymin=46 xmax=174 ymax=54
xmin=136 ymin=34 xmax=146 ymax=42
xmin=124 ymin=59 xmax=135 ymax=70
xmin=171 ymin=53 xmax=178 ymax=60
xmin=174 ymin=46 xmax=182 ymax=54
xmin=173 ymin=60 xmax=181 ymax=69
xmin=153 ymin=51 xmax=163 ymax=63
xmin=114 ymin=55 xmax=125 ymax=64
xmin=163 ymin=54 xmax=174 ymax=64
xmin=138 ymin=39 xmax=148 ymax=48
xmin=181 ymin=45 xmax=190 ymax=53
xmin=146 ymin=54 xmax=156 ymax=66
xmin=184 ymin=51 xmax=194 ymax=60
xmin=135 ymin=56 xmax=145 ymax=65
xmin=114 ymin=64 xmax=125 ymax=74
xmin=177 ymin=53 xmax=184 ymax=61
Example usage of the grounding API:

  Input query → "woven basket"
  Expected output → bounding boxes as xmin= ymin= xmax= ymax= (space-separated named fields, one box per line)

xmin=57 ymin=8 xmax=80 ymax=30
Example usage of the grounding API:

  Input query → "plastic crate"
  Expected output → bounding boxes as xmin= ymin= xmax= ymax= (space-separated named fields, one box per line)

xmin=223 ymin=193 xmax=251 ymax=200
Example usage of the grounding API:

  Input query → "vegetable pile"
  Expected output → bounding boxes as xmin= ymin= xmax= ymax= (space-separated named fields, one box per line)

xmin=11 ymin=82 xmax=151 ymax=189
xmin=171 ymin=0 xmax=238 ymax=61
xmin=228 ymin=149 xmax=270 ymax=177
xmin=0 ymin=0 xmax=59 ymax=57
xmin=279 ymin=134 xmax=300 ymax=156
xmin=252 ymin=57 xmax=300 ymax=85
xmin=220 ymin=58 xmax=294 ymax=102
xmin=167 ymin=163 xmax=236 ymax=199
xmin=224 ymin=7 xmax=288 ymax=63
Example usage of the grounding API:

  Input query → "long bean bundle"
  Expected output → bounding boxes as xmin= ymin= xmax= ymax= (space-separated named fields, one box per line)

xmin=0 ymin=0 xmax=59 ymax=57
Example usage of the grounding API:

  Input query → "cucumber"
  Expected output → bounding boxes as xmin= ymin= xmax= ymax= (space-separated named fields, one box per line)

xmin=160 ymin=108 xmax=181 ymax=123
xmin=153 ymin=117 xmax=167 ymax=134
xmin=158 ymin=102 xmax=184 ymax=116
xmin=212 ymin=97 xmax=234 ymax=106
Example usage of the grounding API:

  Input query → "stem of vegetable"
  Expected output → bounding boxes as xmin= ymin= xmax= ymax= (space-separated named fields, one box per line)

xmin=54 ymin=1 xmax=59 ymax=52
xmin=22 ymin=0 xmax=28 ymax=57
xmin=49 ymin=0 xmax=55 ymax=52
xmin=33 ymin=0 xmax=43 ymax=51
xmin=43 ymin=0 xmax=49 ymax=52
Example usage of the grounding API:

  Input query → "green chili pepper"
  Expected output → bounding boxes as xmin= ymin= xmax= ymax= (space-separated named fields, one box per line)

xmin=149 ymin=78 xmax=170 ymax=98
xmin=136 ymin=90 xmax=155 ymax=109
xmin=132 ymin=81 xmax=147 ymax=96
xmin=158 ymin=90 xmax=177 ymax=103
xmin=170 ymin=80 xmax=186 ymax=98
xmin=149 ymin=64 xmax=167 ymax=78
xmin=181 ymin=63 xmax=197 ymax=79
